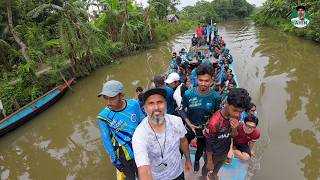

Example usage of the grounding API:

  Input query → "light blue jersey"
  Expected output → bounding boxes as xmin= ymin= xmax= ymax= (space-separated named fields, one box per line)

xmin=97 ymin=99 xmax=145 ymax=164
xmin=202 ymin=58 xmax=212 ymax=66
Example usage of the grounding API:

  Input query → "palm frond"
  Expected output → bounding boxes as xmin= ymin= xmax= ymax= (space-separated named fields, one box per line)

xmin=27 ymin=4 xmax=63 ymax=18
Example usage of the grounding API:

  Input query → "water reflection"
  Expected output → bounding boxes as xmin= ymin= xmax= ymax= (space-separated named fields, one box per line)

xmin=254 ymin=25 xmax=320 ymax=180
xmin=220 ymin=20 xmax=320 ymax=179
xmin=255 ymin=28 xmax=320 ymax=124
xmin=290 ymin=128 xmax=320 ymax=180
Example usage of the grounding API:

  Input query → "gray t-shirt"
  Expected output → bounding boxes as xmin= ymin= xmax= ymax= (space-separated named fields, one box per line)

xmin=132 ymin=114 xmax=187 ymax=180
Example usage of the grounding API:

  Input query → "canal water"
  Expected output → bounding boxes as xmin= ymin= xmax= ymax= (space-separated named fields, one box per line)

xmin=1 ymin=20 xmax=319 ymax=180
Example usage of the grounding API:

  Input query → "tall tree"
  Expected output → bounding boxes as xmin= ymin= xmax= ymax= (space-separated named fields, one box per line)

xmin=148 ymin=0 xmax=171 ymax=19
xmin=6 ymin=0 xmax=30 ymax=62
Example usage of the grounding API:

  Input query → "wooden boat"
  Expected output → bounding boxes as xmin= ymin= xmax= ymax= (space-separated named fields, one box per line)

xmin=116 ymin=40 xmax=249 ymax=180
xmin=0 ymin=79 xmax=75 ymax=136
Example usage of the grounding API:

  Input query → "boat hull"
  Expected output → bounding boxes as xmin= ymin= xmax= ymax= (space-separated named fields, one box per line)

xmin=0 ymin=79 xmax=74 ymax=137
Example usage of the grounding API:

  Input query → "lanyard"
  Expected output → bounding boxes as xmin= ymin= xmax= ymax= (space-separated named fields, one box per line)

xmin=148 ymin=120 xmax=166 ymax=159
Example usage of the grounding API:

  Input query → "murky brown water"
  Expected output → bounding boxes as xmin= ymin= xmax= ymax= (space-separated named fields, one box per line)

xmin=219 ymin=20 xmax=320 ymax=180
xmin=1 ymin=20 xmax=319 ymax=180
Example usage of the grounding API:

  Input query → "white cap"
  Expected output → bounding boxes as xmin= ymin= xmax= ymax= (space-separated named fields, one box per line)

xmin=164 ymin=73 xmax=180 ymax=84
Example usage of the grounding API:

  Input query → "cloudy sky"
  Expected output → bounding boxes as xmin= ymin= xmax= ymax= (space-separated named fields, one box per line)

xmin=135 ymin=0 xmax=266 ymax=9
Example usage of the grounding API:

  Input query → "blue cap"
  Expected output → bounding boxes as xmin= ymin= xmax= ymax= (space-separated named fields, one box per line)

xmin=98 ymin=80 xmax=123 ymax=97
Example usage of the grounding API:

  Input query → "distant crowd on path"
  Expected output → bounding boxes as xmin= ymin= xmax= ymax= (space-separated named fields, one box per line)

xmin=96 ymin=22 xmax=261 ymax=180
xmin=194 ymin=23 xmax=218 ymax=47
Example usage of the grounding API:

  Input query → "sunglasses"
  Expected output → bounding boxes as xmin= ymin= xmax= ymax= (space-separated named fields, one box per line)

xmin=245 ymin=123 xmax=256 ymax=129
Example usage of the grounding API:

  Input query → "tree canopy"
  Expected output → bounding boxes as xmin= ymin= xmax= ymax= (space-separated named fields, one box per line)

xmin=0 ymin=0 xmax=191 ymax=115
xmin=179 ymin=0 xmax=254 ymax=22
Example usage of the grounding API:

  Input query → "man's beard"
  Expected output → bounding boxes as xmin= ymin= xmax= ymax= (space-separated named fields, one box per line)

xmin=149 ymin=109 xmax=166 ymax=125
xmin=199 ymin=85 xmax=208 ymax=91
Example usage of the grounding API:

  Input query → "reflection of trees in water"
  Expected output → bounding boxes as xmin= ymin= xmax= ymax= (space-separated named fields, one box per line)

xmin=254 ymin=27 xmax=320 ymax=180
xmin=220 ymin=20 xmax=257 ymax=43
xmin=0 ymin=118 xmax=111 ymax=179
xmin=254 ymin=27 xmax=320 ymax=127
xmin=290 ymin=129 xmax=320 ymax=180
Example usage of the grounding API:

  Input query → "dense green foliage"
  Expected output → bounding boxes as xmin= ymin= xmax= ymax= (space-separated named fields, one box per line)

xmin=253 ymin=0 xmax=320 ymax=42
xmin=0 ymin=0 xmax=254 ymax=115
xmin=179 ymin=0 xmax=254 ymax=22
xmin=148 ymin=0 xmax=180 ymax=19
xmin=0 ymin=0 xmax=191 ymax=115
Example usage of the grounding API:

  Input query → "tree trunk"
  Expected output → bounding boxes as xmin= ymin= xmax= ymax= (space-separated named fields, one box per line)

xmin=145 ymin=10 xmax=153 ymax=41
xmin=0 ymin=100 xmax=6 ymax=118
xmin=6 ymin=0 xmax=30 ymax=62
xmin=122 ymin=0 xmax=130 ymax=52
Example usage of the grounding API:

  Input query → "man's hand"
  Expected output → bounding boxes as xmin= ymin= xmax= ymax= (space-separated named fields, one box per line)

xmin=185 ymin=159 xmax=192 ymax=171
xmin=230 ymin=118 xmax=239 ymax=129
xmin=188 ymin=123 xmax=199 ymax=134
xmin=227 ymin=149 xmax=234 ymax=159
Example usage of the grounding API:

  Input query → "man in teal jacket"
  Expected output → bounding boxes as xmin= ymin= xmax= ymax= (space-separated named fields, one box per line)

xmin=97 ymin=80 xmax=145 ymax=180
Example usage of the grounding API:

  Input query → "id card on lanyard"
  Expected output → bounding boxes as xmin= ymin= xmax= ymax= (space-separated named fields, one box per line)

xmin=148 ymin=121 xmax=167 ymax=172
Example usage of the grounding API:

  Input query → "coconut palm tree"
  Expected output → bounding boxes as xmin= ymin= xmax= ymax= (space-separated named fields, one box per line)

xmin=27 ymin=1 xmax=101 ymax=76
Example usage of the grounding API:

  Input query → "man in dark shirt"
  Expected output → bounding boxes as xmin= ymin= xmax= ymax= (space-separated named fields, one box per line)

xmin=203 ymin=88 xmax=251 ymax=179
xmin=180 ymin=64 xmax=221 ymax=172
xmin=191 ymin=34 xmax=198 ymax=46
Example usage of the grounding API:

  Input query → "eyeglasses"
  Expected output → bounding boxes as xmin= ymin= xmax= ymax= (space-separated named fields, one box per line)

xmin=245 ymin=124 xmax=256 ymax=129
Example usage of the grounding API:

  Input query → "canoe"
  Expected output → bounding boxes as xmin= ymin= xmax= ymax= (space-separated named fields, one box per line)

xmin=0 ymin=79 xmax=75 ymax=137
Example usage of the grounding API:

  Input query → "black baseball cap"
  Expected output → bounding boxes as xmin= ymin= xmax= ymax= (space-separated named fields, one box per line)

xmin=142 ymin=88 xmax=167 ymax=104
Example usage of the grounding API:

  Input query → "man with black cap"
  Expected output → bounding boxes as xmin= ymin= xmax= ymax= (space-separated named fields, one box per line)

xmin=132 ymin=88 xmax=192 ymax=180
xmin=96 ymin=80 xmax=145 ymax=180
xmin=291 ymin=5 xmax=309 ymax=28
